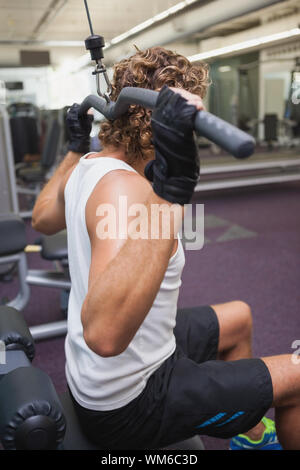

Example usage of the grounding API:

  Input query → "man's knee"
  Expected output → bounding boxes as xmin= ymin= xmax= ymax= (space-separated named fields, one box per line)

xmin=213 ymin=299 xmax=253 ymax=350
xmin=233 ymin=300 xmax=253 ymax=338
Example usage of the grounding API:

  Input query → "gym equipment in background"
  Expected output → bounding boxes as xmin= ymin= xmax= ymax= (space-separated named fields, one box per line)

xmin=0 ymin=100 xmax=64 ymax=219
xmin=263 ymin=114 xmax=278 ymax=148
xmin=285 ymin=56 xmax=300 ymax=138
xmin=7 ymin=102 xmax=40 ymax=164
xmin=15 ymin=109 xmax=64 ymax=219
xmin=0 ymin=305 xmax=205 ymax=451
xmin=0 ymin=214 xmax=70 ymax=341
xmin=0 ymin=104 xmax=19 ymax=216
xmin=17 ymin=117 xmax=61 ymax=184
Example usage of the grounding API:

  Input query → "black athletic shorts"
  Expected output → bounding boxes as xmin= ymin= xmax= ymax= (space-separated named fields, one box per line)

xmin=70 ymin=306 xmax=273 ymax=450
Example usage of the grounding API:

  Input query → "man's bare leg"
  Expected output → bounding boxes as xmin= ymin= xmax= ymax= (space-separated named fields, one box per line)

xmin=212 ymin=300 xmax=253 ymax=362
xmin=212 ymin=301 xmax=300 ymax=448
xmin=262 ymin=355 xmax=300 ymax=449
xmin=212 ymin=301 xmax=265 ymax=441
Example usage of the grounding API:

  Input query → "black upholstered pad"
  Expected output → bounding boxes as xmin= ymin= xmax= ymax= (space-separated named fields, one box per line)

xmin=59 ymin=391 xmax=100 ymax=450
xmin=0 ymin=214 xmax=27 ymax=256
xmin=0 ymin=306 xmax=35 ymax=361
xmin=59 ymin=391 xmax=205 ymax=451
xmin=18 ymin=166 xmax=45 ymax=182
xmin=41 ymin=230 xmax=68 ymax=261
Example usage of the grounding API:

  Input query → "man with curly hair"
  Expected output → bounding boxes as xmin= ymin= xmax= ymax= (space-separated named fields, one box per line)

xmin=32 ymin=47 xmax=300 ymax=450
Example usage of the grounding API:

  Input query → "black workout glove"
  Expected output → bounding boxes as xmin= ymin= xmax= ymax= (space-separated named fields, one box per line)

xmin=66 ymin=103 xmax=94 ymax=154
xmin=145 ymin=85 xmax=200 ymax=205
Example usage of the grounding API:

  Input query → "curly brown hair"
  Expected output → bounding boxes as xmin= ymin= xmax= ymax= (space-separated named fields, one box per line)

xmin=99 ymin=46 xmax=209 ymax=163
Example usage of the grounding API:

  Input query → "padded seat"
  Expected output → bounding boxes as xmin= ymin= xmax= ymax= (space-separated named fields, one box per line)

xmin=59 ymin=391 xmax=99 ymax=450
xmin=0 ymin=215 xmax=27 ymax=256
xmin=41 ymin=230 xmax=68 ymax=261
xmin=18 ymin=166 xmax=46 ymax=183
xmin=59 ymin=390 xmax=205 ymax=451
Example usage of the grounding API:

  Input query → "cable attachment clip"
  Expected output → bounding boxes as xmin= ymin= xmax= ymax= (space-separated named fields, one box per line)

xmin=85 ymin=34 xmax=112 ymax=103
xmin=92 ymin=62 xmax=112 ymax=104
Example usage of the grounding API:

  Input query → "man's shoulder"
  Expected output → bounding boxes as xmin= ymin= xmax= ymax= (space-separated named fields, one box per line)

xmin=88 ymin=169 xmax=151 ymax=207
xmin=85 ymin=168 xmax=152 ymax=242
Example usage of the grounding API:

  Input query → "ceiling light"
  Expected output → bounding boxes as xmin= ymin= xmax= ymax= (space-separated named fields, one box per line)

xmin=218 ymin=65 xmax=231 ymax=72
xmin=188 ymin=28 xmax=300 ymax=62
xmin=110 ymin=0 xmax=198 ymax=46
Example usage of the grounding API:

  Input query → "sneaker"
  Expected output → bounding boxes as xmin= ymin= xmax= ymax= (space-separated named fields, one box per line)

xmin=229 ymin=417 xmax=282 ymax=450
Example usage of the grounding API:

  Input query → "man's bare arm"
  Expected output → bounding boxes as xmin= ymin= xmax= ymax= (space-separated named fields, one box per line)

xmin=81 ymin=171 xmax=182 ymax=357
xmin=32 ymin=102 xmax=94 ymax=235
xmin=32 ymin=151 xmax=81 ymax=235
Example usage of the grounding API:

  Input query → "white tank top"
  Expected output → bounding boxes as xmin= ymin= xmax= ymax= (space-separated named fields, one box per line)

xmin=64 ymin=154 xmax=185 ymax=411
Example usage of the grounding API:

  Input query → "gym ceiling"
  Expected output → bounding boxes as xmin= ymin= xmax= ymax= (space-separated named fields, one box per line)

xmin=0 ymin=0 xmax=299 ymax=68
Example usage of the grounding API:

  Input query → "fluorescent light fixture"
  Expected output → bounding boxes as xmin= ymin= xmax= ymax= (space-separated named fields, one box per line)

xmin=0 ymin=40 xmax=83 ymax=47
xmin=111 ymin=18 xmax=155 ymax=45
xmin=188 ymin=28 xmax=300 ymax=62
xmin=218 ymin=65 xmax=231 ymax=72
xmin=110 ymin=0 xmax=198 ymax=45
xmin=44 ymin=41 xmax=83 ymax=47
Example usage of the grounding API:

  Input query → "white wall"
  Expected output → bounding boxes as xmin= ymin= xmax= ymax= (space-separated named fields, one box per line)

xmin=0 ymin=64 xmax=101 ymax=110
xmin=48 ymin=66 xmax=95 ymax=109
xmin=0 ymin=67 xmax=51 ymax=108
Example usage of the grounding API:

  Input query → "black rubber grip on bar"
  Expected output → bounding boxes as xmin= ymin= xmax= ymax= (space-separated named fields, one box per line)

xmin=194 ymin=112 xmax=255 ymax=159
xmin=78 ymin=88 xmax=255 ymax=159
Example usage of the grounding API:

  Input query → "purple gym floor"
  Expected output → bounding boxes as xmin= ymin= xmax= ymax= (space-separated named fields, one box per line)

xmin=1 ymin=181 xmax=300 ymax=450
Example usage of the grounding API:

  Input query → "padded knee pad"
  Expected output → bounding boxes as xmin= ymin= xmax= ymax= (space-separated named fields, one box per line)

xmin=0 ymin=306 xmax=35 ymax=361
xmin=0 ymin=367 xmax=66 ymax=450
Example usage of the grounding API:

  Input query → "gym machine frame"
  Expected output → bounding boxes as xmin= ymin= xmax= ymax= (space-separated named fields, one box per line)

xmin=0 ymin=104 xmax=19 ymax=216
xmin=0 ymin=229 xmax=70 ymax=341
